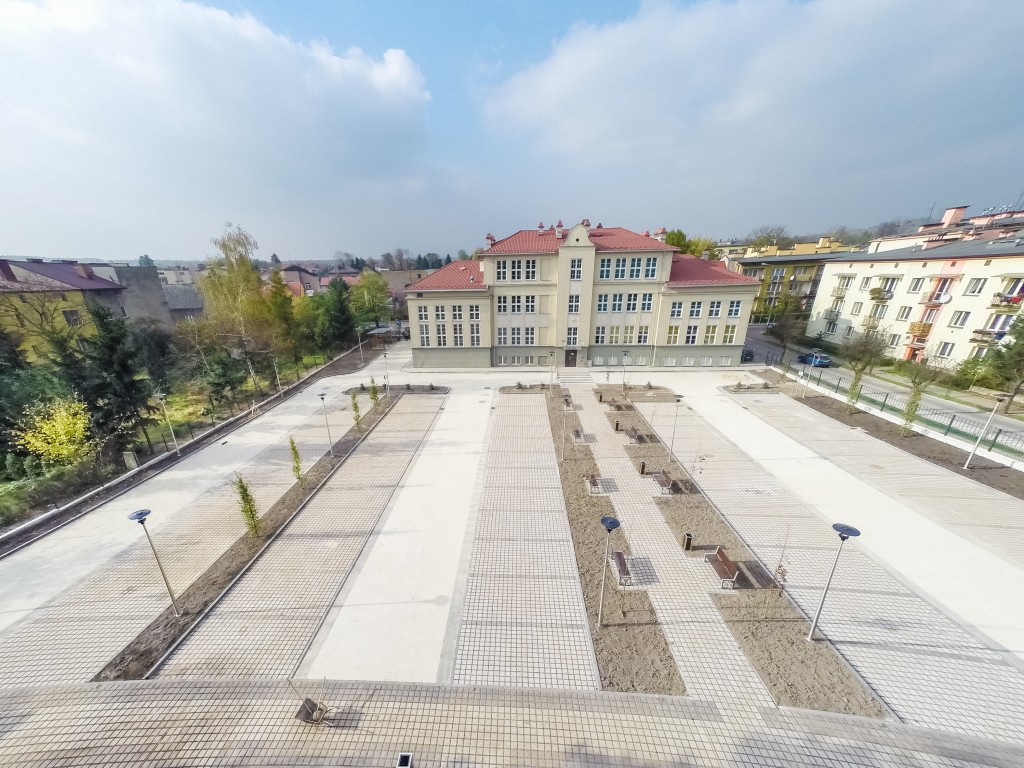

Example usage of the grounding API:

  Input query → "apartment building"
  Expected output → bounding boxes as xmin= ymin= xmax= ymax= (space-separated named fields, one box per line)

xmin=806 ymin=236 xmax=1024 ymax=365
xmin=867 ymin=204 xmax=1024 ymax=253
xmin=405 ymin=221 xmax=758 ymax=368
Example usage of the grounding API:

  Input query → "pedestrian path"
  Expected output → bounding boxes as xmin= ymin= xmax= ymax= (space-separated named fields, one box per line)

xmin=450 ymin=391 xmax=600 ymax=689
xmin=635 ymin=390 xmax=1024 ymax=744
xmin=7 ymin=678 xmax=1023 ymax=768
xmin=157 ymin=395 xmax=444 ymax=679
xmin=571 ymin=383 xmax=775 ymax=711
xmin=0 ymin=390 xmax=359 ymax=689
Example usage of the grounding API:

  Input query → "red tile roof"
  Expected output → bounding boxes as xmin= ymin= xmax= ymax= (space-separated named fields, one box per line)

xmin=405 ymin=261 xmax=484 ymax=292
xmin=484 ymin=226 xmax=676 ymax=254
xmin=667 ymin=256 xmax=759 ymax=286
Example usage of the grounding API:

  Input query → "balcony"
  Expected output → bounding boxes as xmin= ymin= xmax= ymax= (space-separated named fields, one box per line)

xmin=907 ymin=321 xmax=933 ymax=336
xmin=988 ymin=291 xmax=1023 ymax=311
xmin=860 ymin=316 xmax=880 ymax=329
xmin=869 ymin=288 xmax=894 ymax=302
xmin=919 ymin=291 xmax=950 ymax=305
xmin=907 ymin=337 xmax=927 ymax=348
xmin=831 ymin=287 xmax=848 ymax=298
xmin=823 ymin=308 xmax=841 ymax=320
xmin=971 ymin=328 xmax=1008 ymax=345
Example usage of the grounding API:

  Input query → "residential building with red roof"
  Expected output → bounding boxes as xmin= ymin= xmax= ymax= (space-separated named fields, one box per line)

xmin=405 ymin=221 xmax=758 ymax=369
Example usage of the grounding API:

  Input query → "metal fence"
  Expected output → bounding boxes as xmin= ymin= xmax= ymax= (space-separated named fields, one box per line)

xmin=773 ymin=356 xmax=1024 ymax=462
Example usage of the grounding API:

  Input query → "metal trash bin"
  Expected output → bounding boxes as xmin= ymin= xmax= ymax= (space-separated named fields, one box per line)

xmin=683 ymin=533 xmax=693 ymax=551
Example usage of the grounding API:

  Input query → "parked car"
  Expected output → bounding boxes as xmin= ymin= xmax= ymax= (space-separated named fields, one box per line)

xmin=797 ymin=351 xmax=832 ymax=367
xmin=740 ymin=349 xmax=754 ymax=363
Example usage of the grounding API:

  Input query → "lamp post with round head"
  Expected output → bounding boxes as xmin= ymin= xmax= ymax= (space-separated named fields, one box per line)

xmin=155 ymin=392 xmax=180 ymax=456
xmin=621 ymin=351 xmax=630 ymax=395
xmin=670 ymin=395 xmax=684 ymax=464
xmin=382 ymin=349 xmax=390 ymax=397
xmin=128 ymin=509 xmax=181 ymax=617
xmin=964 ymin=394 xmax=1008 ymax=469
xmin=807 ymin=523 xmax=860 ymax=641
xmin=318 ymin=392 xmax=334 ymax=457
xmin=598 ymin=516 xmax=621 ymax=628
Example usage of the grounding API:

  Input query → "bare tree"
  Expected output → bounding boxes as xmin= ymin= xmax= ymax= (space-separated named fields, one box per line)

xmin=901 ymin=355 xmax=946 ymax=435
xmin=839 ymin=329 xmax=889 ymax=412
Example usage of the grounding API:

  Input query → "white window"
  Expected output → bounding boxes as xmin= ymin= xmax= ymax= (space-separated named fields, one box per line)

xmin=614 ymin=258 xmax=626 ymax=279
xmin=469 ymin=305 xmax=480 ymax=320
xmin=870 ymin=304 xmax=887 ymax=319
xmin=497 ymin=328 xmax=508 ymax=345
xmin=524 ymin=327 xmax=535 ymax=345
xmin=626 ymin=293 xmax=638 ymax=312
xmin=824 ymin=321 xmax=837 ymax=335
xmin=937 ymin=341 xmax=955 ymax=358
xmin=419 ymin=324 xmax=430 ymax=346
xmin=510 ymin=260 xmax=522 ymax=280
xmin=608 ymin=326 xmax=620 ymax=344
xmin=663 ymin=356 xmax=676 ymax=367
xmin=844 ymin=325 xmax=855 ymax=338
xmin=418 ymin=306 xmax=428 ymax=321
xmin=566 ymin=327 xmax=578 ymax=346
xmin=511 ymin=327 xmax=521 ymax=345
xmin=435 ymin=305 xmax=446 ymax=320
xmin=719 ymin=356 xmax=732 ymax=366
xmin=644 ymin=257 xmax=658 ymax=279
xmin=436 ymin=324 xmax=447 ymax=347
xmin=611 ymin=293 xmax=623 ymax=312
xmin=771 ymin=268 xmax=785 ymax=280
xmin=453 ymin=324 xmax=464 ymax=347
xmin=887 ymin=333 xmax=901 ymax=347
xmin=667 ymin=325 xmax=680 ymax=344
xmin=497 ymin=296 xmax=508 ymax=314
xmin=511 ymin=296 xmax=522 ymax=314
xmin=594 ymin=326 xmax=606 ymax=344
xmin=851 ymin=302 xmax=863 ymax=315
xmin=637 ymin=326 xmax=649 ymax=344
xmin=497 ymin=356 xmax=508 ymax=366
xmin=897 ymin=306 xmax=912 ymax=321
xmin=909 ymin=277 xmax=924 ymax=293
xmin=965 ymin=278 xmax=986 ymax=295
xmin=923 ymin=308 xmax=938 ymax=323
xmin=839 ymin=276 xmax=854 ymax=288
xmin=683 ymin=356 xmax=695 ymax=366
xmin=496 ymin=260 xmax=507 ymax=281
xmin=597 ymin=294 xmax=608 ymax=312
xmin=470 ymin=323 xmax=480 ymax=346
xmin=670 ymin=301 xmax=683 ymax=318
xmin=990 ymin=314 xmax=1015 ymax=331
xmin=723 ymin=325 xmax=737 ymax=344
xmin=1005 ymin=278 xmax=1024 ymax=295
xmin=701 ymin=356 xmax=714 ymax=366
xmin=704 ymin=326 xmax=718 ymax=344
xmin=521 ymin=295 xmax=533 ymax=313
xmin=569 ymin=258 xmax=582 ymax=280
xmin=689 ymin=302 xmax=702 ymax=318
xmin=709 ymin=301 xmax=721 ymax=318
xmin=623 ymin=326 xmax=635 ymax=344
xmin=685 ymin=325 xmax=698 ymax=344
xmin=950 ymin=311 xmax=970 ymax=328
xmin=452 ymin=305 xmax=463 ymax=320
xmin=599 ymin=258 xmax=611 ymax=279
xmin=525 ymin=259 xmax=537 ymax=280
xmin=641 ymin=293 xmax=653 ymax=312
xmin=568 ymin=294 xmax=580 ymax=314
xmin=881 ymin=277 xmax=899 ymax=292
xmin=629 ymin=257 xmax=642 ymax=278
xmin=728 ymin=300 xmax=742 ymax=317
xmin=860 ymin=276 xmax=872 ymax=290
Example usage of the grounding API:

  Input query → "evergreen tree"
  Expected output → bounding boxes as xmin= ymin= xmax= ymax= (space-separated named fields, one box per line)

xmin=986 ymin=314 xmax=1024 ymax=411
xmin=316 ymin=279 xmax=354 ymax=349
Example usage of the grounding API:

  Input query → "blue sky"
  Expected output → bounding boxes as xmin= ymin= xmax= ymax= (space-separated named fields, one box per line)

xmin=1 ymin=0 xmax=1022 ymax=263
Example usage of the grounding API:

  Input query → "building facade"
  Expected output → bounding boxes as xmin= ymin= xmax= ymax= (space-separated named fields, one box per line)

xmin=805 ymin=237 xmax=1024 ymax=365
xmin=405 ymin=222 xmax=758 ymax=369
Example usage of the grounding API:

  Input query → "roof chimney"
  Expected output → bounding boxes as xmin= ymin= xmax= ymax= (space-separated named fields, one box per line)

xmin=581 ymin=218 xmax=590 ymax=227
xmin=555 ymin=220 xmax=563 ymax=238
xmin=485 ymin=233 xmax=495 ymax=245
xmin=0 ymin=260 xmax=17 ymax=282
xmin=538 ymin=221 xmax=544 ymax=230
xmin=941 ymin=206 xmax=968 ymax=228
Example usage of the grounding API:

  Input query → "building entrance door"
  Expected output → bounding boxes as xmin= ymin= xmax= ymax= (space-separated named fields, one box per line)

xmin=564 ymin=350 xmax=577 ymax=367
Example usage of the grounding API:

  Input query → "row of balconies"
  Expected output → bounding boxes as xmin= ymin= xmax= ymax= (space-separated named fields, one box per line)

xmin=830 ymin=286 xmax=1024 ymax=311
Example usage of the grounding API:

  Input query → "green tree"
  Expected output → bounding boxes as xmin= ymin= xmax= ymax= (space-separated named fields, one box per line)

xmin=289 ymin=435 xmax=303 ymax=486
xmin=444 ymin=254 xmax=453 ymax=265
xmin=138 ymin=254 xmax=155 ymax=267
xmin=369 ymin=376 xmax=379 ymax=408
xmin=664 ymin=229 xmax=688 ymax=250
xmin=315 ymin=279 xmax=354 ymax=349
xmin=270 ymin=253 xmax=281 ymax=265
xmin=901 ymin=356 xmax=945 ymax=435
xmin=985 ymin=314 xmax=1024 ymax=411
xmin=351 ymin=391 xmax=361 ymax=431
xmin=234 ymin=474 xmax=260 ymax=537
xmin=457 ymin=249 xmax=470 ymax=260
xmin=13 ymin=397 xmax=94 ymax=466
xmin=765 ymin=297 xmax=807 ymax=361
xmin=204 ymin=352 xmax=248 ymax=404
xmin=747 ymin=225 xmax=794 ymax=249
xmin=350 ymin=270 xmax=391 ymax=326
xmin=839 ymin=330 xmax=889 ymax=412
xmin=130 ymin=318 xmax=175 ymax=391
xmin=265 ymin=269 xmax=296 ymax=356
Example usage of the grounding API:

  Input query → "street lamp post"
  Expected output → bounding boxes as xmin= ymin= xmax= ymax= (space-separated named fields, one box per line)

xmin=560 ymin=395 xmax=570 ymax=461
xmin=670 ymin=395 xmax=684 ymax=464
xmin=382 ymin=349 xmax=390 ymax=397
xmin=318 ymin=392 xmax=335 ymax=457
xmin=155 ymin=392 xmax=180 ymax=456
xmin=964 ymin=395 xmax=1008 ymax=469
xmin=807 ymin=523 xmax=860 ymax=641
xmin=272 ymin=358 xmax=284 ymax=398
xmin=800 ymin=362 xmax=811 ymax=398
xmin=621 ymin=351 xmax=630 ymax=396
xmin=128 ymin=509 xmax=181 ymax=617
xmin=598 ymin=516 xmax=621 ymax=628
xmin=355 ymin=326 xmax=365 ymax=367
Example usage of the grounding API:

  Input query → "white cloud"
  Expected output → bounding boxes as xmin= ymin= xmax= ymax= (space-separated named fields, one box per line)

xmin=0 ymin=0 xmax=430 ymax=259
xmin=485 ymin=0 xmax=1024 ymax=235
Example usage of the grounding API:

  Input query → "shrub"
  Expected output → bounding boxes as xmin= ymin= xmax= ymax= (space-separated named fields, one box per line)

xmin=234 ymin=474 xmax=260 ymax=537
xmin=3 ymin=453 xmax=24 ymax=481
xmin=289 ymin=436 xmax=302 ymax=486
xmin=23 ymin=456 xmax=40 ymax=478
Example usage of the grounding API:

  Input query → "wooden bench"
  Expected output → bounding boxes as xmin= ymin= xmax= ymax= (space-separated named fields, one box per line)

xmin=704 ymin=546 xmax=740 ymax=588
xmin=588 ymin=474 xmax=601 ymax=494
xmin=572 ymin=428 xmax=583 ymax=443
xmin=624 ymin=426 xmax=640 ymax=444
xmin=653 ymin=470 xmax=673 ymax=494
xmin=613 ymin=551 xmax=632 ymax=586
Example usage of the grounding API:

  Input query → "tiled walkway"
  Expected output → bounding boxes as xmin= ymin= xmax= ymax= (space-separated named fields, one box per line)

xmin=2 ymin=678 xmax=1023 ymax=767
xmin=0 ymin=391 xmax=358 ymax=689
xmin=450 ymin=392 xmax=600 ymax=689
xmin=156 ymin=395 xmax=444 ymax=679
xmin=569 ymin=377 xmax=775 ymax=711
xmin=635 ymin=393 xmax=1024 ymax=744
